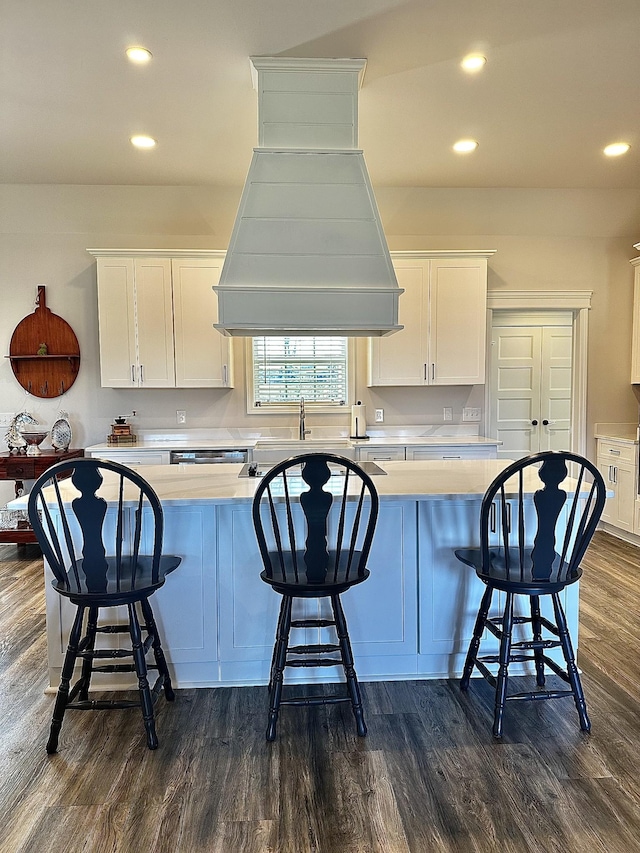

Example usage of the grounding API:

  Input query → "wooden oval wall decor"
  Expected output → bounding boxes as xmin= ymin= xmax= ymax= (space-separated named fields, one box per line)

xmin=7 ymin=286 xmax=80 ymax=398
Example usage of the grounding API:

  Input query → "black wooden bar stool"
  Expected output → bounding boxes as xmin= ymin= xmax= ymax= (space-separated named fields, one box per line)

xmin=455 ymin=451 xmax=606 ymax=738
xmin=28 ymin=458 xmax=181 ymax=753
xmin=252 ymin=453 xmax=379 ymax=741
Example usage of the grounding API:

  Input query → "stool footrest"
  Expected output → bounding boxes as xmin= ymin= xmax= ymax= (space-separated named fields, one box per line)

xmin=286 ymin=658 xmax=342 ymax=667
xmin=289 ymin=643 xmax=340 ymax=655
xmin=506 ymin=689 xmax=573 ymax=702
xmin=280 ymin=695 xmax=352 ymax=707
xmin=291 ymin=619 xmax=336 ymax=628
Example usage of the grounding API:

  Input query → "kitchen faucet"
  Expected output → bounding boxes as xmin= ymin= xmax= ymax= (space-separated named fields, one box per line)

xmin=299 ymin=397 xmax=311 ymax=440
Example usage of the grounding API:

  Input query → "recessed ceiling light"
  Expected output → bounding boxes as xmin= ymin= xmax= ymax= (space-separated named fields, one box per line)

xmin=603 ymin=142 xmax=630 ymax=157
xmin=453 ymin=139 xmax=478 ymax=153
xmin=130 ymin=135 xmax=157 ymax=149
xmin=126 ymin=46 xmax=153 ymax=64
xmin=461 ymin=54 xmax=486 ymax=73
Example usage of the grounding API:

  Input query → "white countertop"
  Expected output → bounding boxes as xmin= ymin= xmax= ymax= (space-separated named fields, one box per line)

xmin=17 ymin=459 xmax=552 ymax=508
xmin=593 ymin=423 xmax=638 ymax=443
xmin=84 ymin=434 xmax=502 ymax=453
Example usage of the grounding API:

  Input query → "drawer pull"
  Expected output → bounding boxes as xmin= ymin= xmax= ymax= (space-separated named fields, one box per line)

xmin=608 ymin=448 xmax=621 ymax=455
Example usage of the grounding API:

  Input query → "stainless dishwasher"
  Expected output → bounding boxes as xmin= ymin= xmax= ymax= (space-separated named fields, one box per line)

xmin=169 ymin=449 xmax=249 ymax=465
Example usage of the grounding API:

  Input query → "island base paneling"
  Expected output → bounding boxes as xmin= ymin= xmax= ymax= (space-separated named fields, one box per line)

xmin=42 ymin=495 xmax=580 ymax=691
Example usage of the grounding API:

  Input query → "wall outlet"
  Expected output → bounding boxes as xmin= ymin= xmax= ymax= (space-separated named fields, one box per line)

xmin=176 ymin=410 xmax=186 ymax=425
xmin=0 ymin=413 xmax=15 ymax=427
xmin=443 ymin=407 xmax=453 ymax=422
xmin=462 ymin=407 xmax=482 ymax=422
xmin=375 ymin=408 xmax=384 ymax=423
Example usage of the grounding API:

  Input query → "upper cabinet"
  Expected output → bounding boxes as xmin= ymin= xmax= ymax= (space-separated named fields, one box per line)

xmin=368 ymin=252 xmax=495 ymax=387
xmin=630 ymin=253 xmax=640 ymax=383
xmin=90 ymin=250 xmax=233 ymax=389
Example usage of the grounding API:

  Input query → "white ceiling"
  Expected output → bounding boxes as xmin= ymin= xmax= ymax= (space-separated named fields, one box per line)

xmin=2 ymin=0 xmax=639 ymax=189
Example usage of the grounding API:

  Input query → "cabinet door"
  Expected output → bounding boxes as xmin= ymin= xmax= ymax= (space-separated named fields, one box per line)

xmin=597 ymin=458 xmax=617 ymax=526
xmin=428 ymin=258 xmax=487 ymax=385
xmin=96 ymin=257 xmax=137 ymax=387
xmin=368 ymin=260 xmax=427 ymax=386
xmin=134 ymin=258 xmax=175 ymax=387
xmin=172 ymin=258 xmax=233 ymax=388
xmin=615 ymin=462 xmax=636 ymax=532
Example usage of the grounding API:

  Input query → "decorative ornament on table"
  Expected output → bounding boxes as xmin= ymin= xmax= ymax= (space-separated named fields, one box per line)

xmin=37 ymin=342 xmax=48 ymax=355
xmin=5 ymin=412 xmax=38 ymax=453
xmin=51 ymin=410 xmax=72 ymax=451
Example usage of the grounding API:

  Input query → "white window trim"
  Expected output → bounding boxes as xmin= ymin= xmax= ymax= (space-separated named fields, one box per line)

xmin=245 ymin=337 xmax=356 ymax=415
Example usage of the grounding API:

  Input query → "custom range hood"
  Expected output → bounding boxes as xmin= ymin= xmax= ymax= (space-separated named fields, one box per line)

xmin=214 ymin=57 xmax=402 ymax=337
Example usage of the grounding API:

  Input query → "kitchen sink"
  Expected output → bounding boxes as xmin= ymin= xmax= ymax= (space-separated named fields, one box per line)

xmin=253 ymin=438 xmax=353 ymax=449
xmin=238 ymin=460 xmax=386 ymax=478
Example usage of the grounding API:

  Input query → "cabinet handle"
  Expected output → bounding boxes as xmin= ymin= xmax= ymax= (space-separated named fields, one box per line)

xmin=613 ymin=465 xmax=618 ymax=484
xmin=531 ymin=420 xmax=538 ymax=426
xmin=490 ymin=502 xmax=496 ymax=533
xmin=372 ymin=456 xmax=392 ymax=461
xmin=442 ymin=455 xmax=461 ymax=459
xmin=140 ymin=364 xmax=144 ymax=384
xmin=608 ymin=448 xmax=621 ymax=455
xmin=431 ymin=363 xmax=435 ymax=381
xmin=223 ymin=364 xmax=228 ymax=385
xmin=424 ymin=363 xmax=427 ymax=381
xmin=131 ymin=364 xmax=136 ymax=384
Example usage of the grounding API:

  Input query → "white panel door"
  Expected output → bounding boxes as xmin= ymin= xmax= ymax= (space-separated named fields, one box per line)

xmin=490 ymin=321 xmax=572 ymax=459
xmin=428 ymin=258 xmax=487 ymax=385
xmin=367 ymin=261 xmax=426 ymax=386
xmin=134 ymin=258 xmax=175 ymax=387
xmin=96 ymin=257 xmax=137 ymax=387
xmin=540 ymin=327 xmax=572 ymax=452
xmin=172 ymin=258 xmax=233 ymax=388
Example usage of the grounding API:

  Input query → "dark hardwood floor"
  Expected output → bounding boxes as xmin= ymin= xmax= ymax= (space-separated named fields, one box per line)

xmin=1 ymin=532 xmax=640 ymax=852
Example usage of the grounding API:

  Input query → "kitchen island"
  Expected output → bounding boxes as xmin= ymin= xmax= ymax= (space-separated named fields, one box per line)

xmin=39 ymin=459 xmax=579 ymax=691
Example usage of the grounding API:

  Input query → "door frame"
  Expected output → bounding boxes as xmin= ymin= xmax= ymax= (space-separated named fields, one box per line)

xmin=486 ymin=290 xmax=592 ymax=457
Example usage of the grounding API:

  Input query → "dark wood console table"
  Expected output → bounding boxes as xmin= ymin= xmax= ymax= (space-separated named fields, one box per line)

xmin=0 ymin=448 xmax=84 ymax=544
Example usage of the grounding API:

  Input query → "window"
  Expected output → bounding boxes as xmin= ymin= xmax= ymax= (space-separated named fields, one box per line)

xmin=250 ymin=336 xmax=349 ymax=409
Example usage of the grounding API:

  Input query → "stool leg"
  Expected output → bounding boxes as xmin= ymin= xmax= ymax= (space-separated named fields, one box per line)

xmin=78 ymin=606 xmax=98 ymax=701
xmin=493 ymin=592 xmax=515 ymax=739
xmin=332 ymin=594 xmax=367 ymax=737
xmin=268 ymin=594 xmax=290 ymax=697
xmin=266 ymin=595 xmax=292 ymax=742
xmin=552 ymin=592 xmax=590 ymax=732
xmin=128 ymin=602 xmax=159 ymax=750
xmin=141 ymin=597 xmax=174 ymax=702
xmin=461 ymin=584 xmax=493 ymax=691
xmin=530 ymin=595 xmax=546 ymax=687
xmin=47 ymin=604 xmax=85 ymax=754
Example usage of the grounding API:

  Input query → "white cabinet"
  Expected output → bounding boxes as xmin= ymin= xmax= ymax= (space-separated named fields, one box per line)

xmin=216 ymin=500 xmax=417 ymax=683
xmin=630 ymin=255 xmax=640 ymax=383
xmin=85 ymin=448 xmax=171 ymax=466
xmin=91 ymin=250 xmax=233 ymax=389
xmin=171 ymin=257 xmax=232 ymax=388
xmin=96 ymin=256 xmax=175 ymax=388
xmin=368 ymin=252 xmax=494 ymax=387
xmin=356 ymin=445 xmax=405 ymax=462
xmin=596 ymin=439 xmax=637 ymax=533
xmin=406 ymin=444 xmax=497 ymax=461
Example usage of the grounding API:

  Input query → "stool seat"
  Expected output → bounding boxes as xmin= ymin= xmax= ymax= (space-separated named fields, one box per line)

xmin=260 ymin=549 xmax=370 ymax=596
xmin=53 ymin=554 xmax=182 ymax=604
xmin=454 ymin=546 xmax=579 ymax=594
xmin=455 ymin=451 xmax=606 ymax=739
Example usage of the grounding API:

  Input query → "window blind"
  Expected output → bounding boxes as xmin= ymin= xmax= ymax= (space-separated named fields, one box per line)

xmin=252 ymin=337 xmax=348 ymax=406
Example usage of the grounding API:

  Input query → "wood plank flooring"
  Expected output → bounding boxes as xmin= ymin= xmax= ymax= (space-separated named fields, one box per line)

xmin=1 ymin=532 xmax=640 ymax=852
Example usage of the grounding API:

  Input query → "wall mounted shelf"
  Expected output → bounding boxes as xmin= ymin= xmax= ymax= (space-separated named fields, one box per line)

xmin=7 ymin=286 xmax=81 ymax=398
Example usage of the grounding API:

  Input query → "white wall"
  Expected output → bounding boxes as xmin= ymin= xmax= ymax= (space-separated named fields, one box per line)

xmin=0 ymin=184 xmax=638 ymax=481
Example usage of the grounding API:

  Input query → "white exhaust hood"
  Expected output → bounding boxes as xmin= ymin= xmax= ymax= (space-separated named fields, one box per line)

xmin=214 ymin=57 xmax=403 ymax=337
